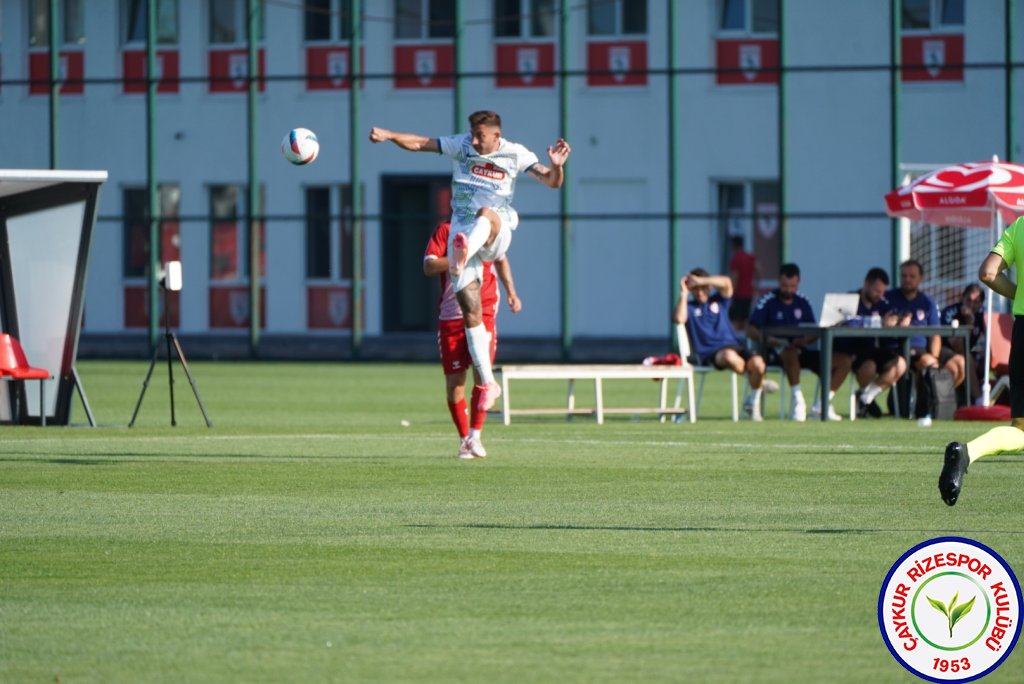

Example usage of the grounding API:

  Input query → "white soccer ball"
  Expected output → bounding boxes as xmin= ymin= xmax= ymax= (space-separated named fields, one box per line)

xmin=281 ymin=127 xmax=319 ymax=165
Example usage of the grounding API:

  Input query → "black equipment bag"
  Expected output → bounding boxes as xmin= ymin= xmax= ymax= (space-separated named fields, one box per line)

xmin=916 ymin=367 xmax=957 ymax=420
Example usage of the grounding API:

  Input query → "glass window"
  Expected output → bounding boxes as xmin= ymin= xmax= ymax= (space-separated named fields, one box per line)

xmin=587 ymin=0 xmax=615 ymax=35
xmin=304 ymin=0 xmax=331 ymax=41
xmin=495 ymin=0 xmax=553 ymax=38
xmin=427 ymin=0 xmax=453 ymax=38
xmin=338 ymin=0 xmax=354 ymax=40
xmin=210 ymin=0 xmax=238 ymax=43
xmin=210 ymin=185 xmax=264 ymax=281
xmin=395 ymin=0 xmax=421 ymax=38
xmin=902 ymin=0 xmax=930 ymax=29
xmin=494 ymin=0 xmax=520 ymax=38
xmin=719 ymin=0 xmax=776 ymax=34
xmin=940 ymin=0 xmax=964 ymax=26
xmin=304 ymin=0 xmax=354 ymax=41
xmin=531 ymin=0 xmax=554 ymax=37
xmin=125 ymin=0 xmax=179 ymax=44
xmin=395 ymin=0 xmax=451 ymax=39
xmin=751 ymin=0 xmax=778 ymax=33
xmin=719 ymin=0 xmax=744 ymax=30
xmin=29 ymin=0 xmax=85 ymax=47
xmin=210 ymin=185 xmax=240 ymax=280
xmin=588 ymin=0 xmax=645 ymax=36
xmin=306 ymin=187 xmax=331 ymax=279
xmin=339 ymin=185 xmax=354 ymax=280
xmin=306 ymin=185 xmax=354 ymax=280
xmin=123 ymin=186 xmax=181 ymax=278
xmin=63 ymin=0 xmax=84 ymax=42
xmin=209 ymin=0 xmax=263 ymax=45
xmin=621 ymin=0 xmax=646 ymax=34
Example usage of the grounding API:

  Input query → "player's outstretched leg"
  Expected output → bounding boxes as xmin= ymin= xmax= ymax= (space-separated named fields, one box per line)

xmin=939 ymin=442 xmax=969 ymax=506
xmin=938 ymin=425 xmax=1024 ymax=505
xmin=449 ymin=210 xmax=499 ymax=278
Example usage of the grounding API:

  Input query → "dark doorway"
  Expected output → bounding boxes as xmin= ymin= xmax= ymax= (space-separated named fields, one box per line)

xmin=381 ymin=175 xmax=452 ymax=332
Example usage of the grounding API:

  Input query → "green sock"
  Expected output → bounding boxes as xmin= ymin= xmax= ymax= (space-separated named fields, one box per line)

xmin=965 ymin=425 xmax=1024 ymax=464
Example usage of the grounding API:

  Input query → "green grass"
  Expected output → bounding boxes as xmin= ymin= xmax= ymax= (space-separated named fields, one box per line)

xmin=1 ymin=360 xmax=1022 ymax=683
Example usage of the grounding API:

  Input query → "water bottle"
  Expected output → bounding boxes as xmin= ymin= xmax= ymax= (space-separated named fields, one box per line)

xmin=870 ymin=312 xmax=882 ymax=328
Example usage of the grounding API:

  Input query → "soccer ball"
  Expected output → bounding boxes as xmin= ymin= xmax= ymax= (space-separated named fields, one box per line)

xmin=281 ymin=128 xmax=319 ymax=165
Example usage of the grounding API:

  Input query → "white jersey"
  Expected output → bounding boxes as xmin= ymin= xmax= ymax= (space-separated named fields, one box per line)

xmin=437 ymin=134 xmax=539 ymax=225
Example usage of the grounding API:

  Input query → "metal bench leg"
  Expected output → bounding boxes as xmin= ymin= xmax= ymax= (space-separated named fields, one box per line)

xmin=501 ymin=372 xmax=511 ymax=426
xmin=566 ymin=379 xmax=576 ymax=422
xmin=731 ymin=373 xmax=739 ymax=422
xmin=595 ymin=378 xmax=604 ymax=425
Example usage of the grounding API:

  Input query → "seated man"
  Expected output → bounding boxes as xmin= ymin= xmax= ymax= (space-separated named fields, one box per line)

xmin=832 ymin=267 xmax=908 ymax=418
xmin=747 ymin=263 xmax=845 ymax=422
xmin=674 ymin=269 xmax=767 ymax=420
xmin=939 ymin=283 xmax=985 ymax=405
xmin=886 ymin=259 xmax=963 ymax=417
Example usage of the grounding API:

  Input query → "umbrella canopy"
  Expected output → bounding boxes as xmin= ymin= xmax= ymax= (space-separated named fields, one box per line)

xmin=884 ymin=160 xmax=1024 ymax=228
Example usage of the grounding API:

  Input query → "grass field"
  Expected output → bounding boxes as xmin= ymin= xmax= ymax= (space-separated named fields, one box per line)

xmin=2 ymin=360 xmax=1022 ymax=683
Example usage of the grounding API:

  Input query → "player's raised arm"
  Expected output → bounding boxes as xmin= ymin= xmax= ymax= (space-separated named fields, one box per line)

xmin=369 ymin=127 xmax=440 ymax=153
xmin=527 ymin=138 xmax=571 ymax=188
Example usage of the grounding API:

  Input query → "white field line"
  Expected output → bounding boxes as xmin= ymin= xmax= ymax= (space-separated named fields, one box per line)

xmin=0 ymin=432 xmax=928 ymax=452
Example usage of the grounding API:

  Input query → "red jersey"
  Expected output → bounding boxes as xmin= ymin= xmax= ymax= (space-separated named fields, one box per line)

xmin=728 ymin=249 xmax=757 ymax=299
xmin=423 ymin=222 xmax=499 ymax=321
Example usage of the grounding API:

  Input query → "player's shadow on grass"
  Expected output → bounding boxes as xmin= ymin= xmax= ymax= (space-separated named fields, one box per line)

xmin=0 ymin=457 xmax=124 ymax=466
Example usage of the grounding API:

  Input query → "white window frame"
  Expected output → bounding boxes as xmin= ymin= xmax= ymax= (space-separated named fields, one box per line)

xmin=715 ymin=179 xmax=779 ymax=275
xmin=716 ymin=0 xmax=778 ymax=37
xmin=394 ymin=0 xmax=454 ymax=40
xmin=901 ymin=0 xmax=965 ymax=33
xmin=28 ymin=0 xmax=85 ymax=47
xmin=305 ymin=185 xmax=356 ymax=283
xmin=587 ymin=0 xmax=647 ymax=37
xmin=122 ymin=0 xmax=179 ymax=46
xmin=493 ymin=0 xmax=555 ymax=39
xmin=122 ymin=184 xmax=181 ymax=280
xmin=208 ymin=0 xmax=265 ymax=46
xmin=303 ymin=0 xmax=357 ymax=43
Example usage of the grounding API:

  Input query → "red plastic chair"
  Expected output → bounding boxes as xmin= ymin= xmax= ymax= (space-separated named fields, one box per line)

xmin=987 ymin=313 xmax=1013 ymax=405
xmin=0 ymin=334 xmax=52 ymax=426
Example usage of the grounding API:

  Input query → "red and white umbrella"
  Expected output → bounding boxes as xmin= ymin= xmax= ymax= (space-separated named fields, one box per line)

xmin=885 ymin=159 xmax=1024 ymax=409
xmin=884 ymin=160 xmax=1024 ymax=228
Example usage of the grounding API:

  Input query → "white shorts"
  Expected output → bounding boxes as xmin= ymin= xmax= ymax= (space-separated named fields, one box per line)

xmin=450 ymin=209 xmax=517 ymax=293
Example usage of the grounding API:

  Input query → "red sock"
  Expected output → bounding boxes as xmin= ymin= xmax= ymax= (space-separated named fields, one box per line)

xmin=448 ymin=399 xmax=469 ymax=438
xmin=470 ymin=386 xmax=486 ymax=430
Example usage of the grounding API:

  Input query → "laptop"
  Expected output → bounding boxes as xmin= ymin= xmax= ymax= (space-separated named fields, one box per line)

xmin=818 ymin=292 xmax=861 ymax=327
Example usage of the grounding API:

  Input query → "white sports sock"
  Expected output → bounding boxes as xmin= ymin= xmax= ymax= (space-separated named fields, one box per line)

xmin=860 ymin=382 xmax=882 ymax=405
xmin=748 ymin=387 xmax=762 ymax=405
xmin=469 ymin=428 xmax=481 ymax=440
xmin=465 ymin=324 xmax=495 ymax=385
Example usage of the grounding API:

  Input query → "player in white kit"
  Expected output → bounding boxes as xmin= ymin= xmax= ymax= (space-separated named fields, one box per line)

xmin=370 ymin=111 xmax=570 ymax=412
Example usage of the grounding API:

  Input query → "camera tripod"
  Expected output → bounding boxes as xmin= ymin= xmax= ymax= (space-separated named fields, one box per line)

xmin=129 ymin=284 xmax=212 ymax=428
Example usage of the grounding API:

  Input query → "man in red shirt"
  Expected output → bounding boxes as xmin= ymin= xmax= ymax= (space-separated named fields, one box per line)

xmin=424 ymin=222 xmax=521 ymax=459
xmin=727 ymin=236 xmax=758 ymax=333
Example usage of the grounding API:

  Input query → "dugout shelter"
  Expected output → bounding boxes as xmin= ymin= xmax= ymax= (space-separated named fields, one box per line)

xmin=0 ymin=169 xmax=107 ymax=425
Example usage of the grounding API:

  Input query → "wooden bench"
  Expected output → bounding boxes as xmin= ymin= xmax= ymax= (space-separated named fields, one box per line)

xmin=496 ymin=364 xmax=696 ymax=425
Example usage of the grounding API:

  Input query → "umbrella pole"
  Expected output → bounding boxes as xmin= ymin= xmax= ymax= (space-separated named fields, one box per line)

xmin=982 ymin=212 xmax=1002 ymax=405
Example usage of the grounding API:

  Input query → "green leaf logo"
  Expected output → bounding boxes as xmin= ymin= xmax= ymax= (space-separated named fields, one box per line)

xmin=928 ymin=591 xmax=977 ymax=638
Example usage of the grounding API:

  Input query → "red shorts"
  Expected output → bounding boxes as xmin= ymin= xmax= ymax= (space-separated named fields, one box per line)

xmin=438 ymin=317 xmax=496 ymax=376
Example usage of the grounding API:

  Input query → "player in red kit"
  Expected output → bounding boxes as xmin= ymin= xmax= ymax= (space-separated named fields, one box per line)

xmin=424 ymin=222 xmax=521 ymax=459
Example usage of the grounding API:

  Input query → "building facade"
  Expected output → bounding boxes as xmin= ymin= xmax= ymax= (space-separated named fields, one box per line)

xmin=0 ymin=0 xmax=1019 ymax=353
